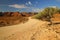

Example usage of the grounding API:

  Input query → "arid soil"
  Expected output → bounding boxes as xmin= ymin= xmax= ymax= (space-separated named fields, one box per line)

xmin=0 ymin=17 xmax=60 ymax=40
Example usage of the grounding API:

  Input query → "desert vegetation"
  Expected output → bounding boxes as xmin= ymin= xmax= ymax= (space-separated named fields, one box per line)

xmin=32 ymin=7 xmax=60 ymax=20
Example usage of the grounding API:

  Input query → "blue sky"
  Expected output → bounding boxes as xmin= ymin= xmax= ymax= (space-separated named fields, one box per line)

xmin=0 ymin=0 xmax=60 ymax=12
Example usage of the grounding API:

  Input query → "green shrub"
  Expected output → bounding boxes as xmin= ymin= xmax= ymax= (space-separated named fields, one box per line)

xmin=32 ymin=7 xmax=59 ymax=20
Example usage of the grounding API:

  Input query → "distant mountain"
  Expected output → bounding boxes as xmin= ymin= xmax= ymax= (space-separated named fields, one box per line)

xmin=0 ymin=12 xmax=38 ymax=17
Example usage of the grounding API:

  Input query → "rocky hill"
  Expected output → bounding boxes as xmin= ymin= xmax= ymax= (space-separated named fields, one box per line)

xmin=51 ymin=13 xmax=60 ymax=23
xmin=0 ymin=12 xmax=38 ymax=17
xmin=0 ymin=12 xmax=38 ymax=27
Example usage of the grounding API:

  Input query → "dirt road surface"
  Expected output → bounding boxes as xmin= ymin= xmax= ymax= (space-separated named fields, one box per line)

xmin=0 ymin=17 xmax=60 ymax=40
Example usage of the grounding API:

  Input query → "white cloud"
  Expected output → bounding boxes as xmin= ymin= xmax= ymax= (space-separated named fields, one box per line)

xmin=48 ymin=6 xmax=57 ymax=8
xmin=26 ymin=3 xmax=28 ymax=5
xmin=52 ymin=6 xmax=57 ymax=8
xmin=28 ymin=1 xmax=32 ymax=5
xmin=8 ymin=4 xmax=28 ymax=8
xmin=32 ymin=8 xmax=44 ymax=12
xmin=26 ymin=1 xmax=32 ymax=5
xmin=32 ymin=8 xmax=41 ymax=12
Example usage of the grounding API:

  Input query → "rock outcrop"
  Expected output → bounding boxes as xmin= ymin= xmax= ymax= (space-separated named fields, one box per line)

xmin=0 ymin=12 xmax=38 ymax=17
xmin=51 ymin=13 xmax=60 ymax=24
xmin=0 ymin=12 xmax=38 ymax=27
